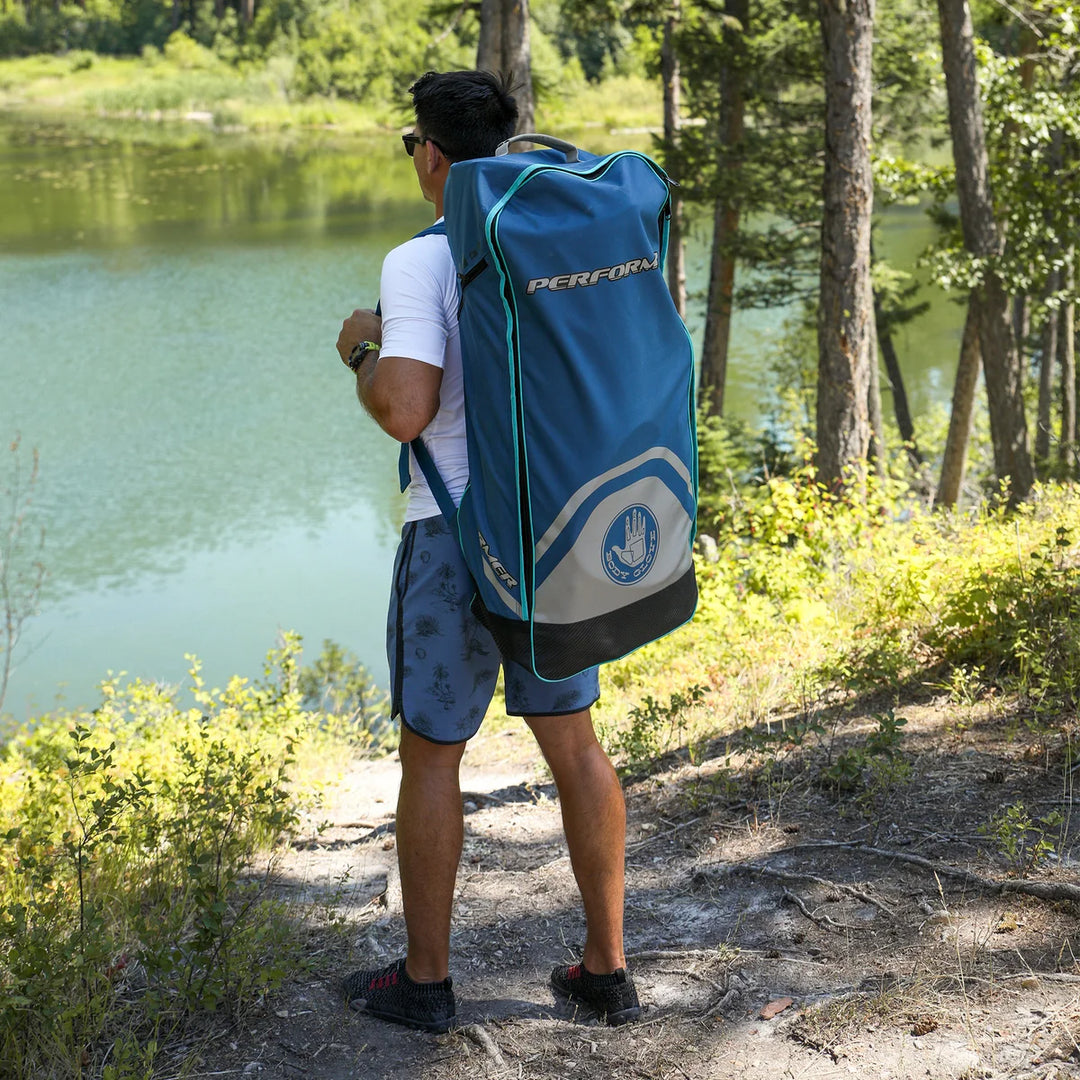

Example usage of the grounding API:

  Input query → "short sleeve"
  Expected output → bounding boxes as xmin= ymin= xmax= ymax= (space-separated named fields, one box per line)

xmin=379 ymin=236 xmax=454 ymax=369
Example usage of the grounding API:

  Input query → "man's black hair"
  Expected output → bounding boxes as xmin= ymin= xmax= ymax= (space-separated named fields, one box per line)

xmin=409 ymin=70 xmax=519 ymax=162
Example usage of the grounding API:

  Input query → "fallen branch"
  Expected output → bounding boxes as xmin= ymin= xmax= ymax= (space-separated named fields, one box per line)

xmin=698 ymin=986 xmax=740 ymax=1020
xmin=626 ymin=815 xmax=707 ymax=853
xmin=781 ymin=889 xmax=866 ymax=933
xmin=626 ymin=948 xmax=729 ymax=962
xmin=764 ymin=841 xmax=1080 ymax=904
xmin=463 ymin=1024 xmax=508 ymax=1072
xmin=1002 ymin=972 xmax=1080 ymax=985
xmin=628 ymin=946 xmax=827 ymax=967
xmin=652 ymin=966 xmax=726 ymax=993
xmin=731 ymin=863 xmax=896 ymax=916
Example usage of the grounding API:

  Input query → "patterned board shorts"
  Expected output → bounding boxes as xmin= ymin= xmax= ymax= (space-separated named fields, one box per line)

xmin=387 ymin=514 xmax=600 ymax=744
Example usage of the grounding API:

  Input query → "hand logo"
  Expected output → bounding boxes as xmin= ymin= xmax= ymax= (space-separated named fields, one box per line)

xmin=611 ymin=508 xmax=648 ymax=567
xmin=602 ymin=503 xmax=659 ymax=585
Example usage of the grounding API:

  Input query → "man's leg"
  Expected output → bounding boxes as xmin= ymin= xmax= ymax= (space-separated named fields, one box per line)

xmin=526 ymin=709 xmax=626 ymax=974
xmin=396 ymin=726 xmax=467 ymax=982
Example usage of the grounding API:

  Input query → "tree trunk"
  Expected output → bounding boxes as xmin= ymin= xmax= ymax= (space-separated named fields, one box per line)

xmin=699 ymin=0 xmax=748 ymax=418
xmin=240 ymin=0 xmax=253 ymax=25
xmin=1013 ymin=294 xmax=1029 ymax=368
xmin=478 ymin=0 xmax=534 ymax=138
xmin=662 ymin=3 xmax=686 ymax=317
xmin=867 ymin=312 xmax=886 ymax=476
xmin=936 ymin=299 xmax=982 ymax=508
xmin=816 ymin=0 xmax=875 ymax=489
xmin=1061 ymin=249 xmax=1076 ymax=472
xmin=937 ymin=0 xmax=1033 ymax=504
xmin=478 ymin=0 xmax=501 ymax=70
xmin=874 ymin=287 xmax=921 ymax=463
xmin=1034 ymin=271 xmax=1059 ymax=466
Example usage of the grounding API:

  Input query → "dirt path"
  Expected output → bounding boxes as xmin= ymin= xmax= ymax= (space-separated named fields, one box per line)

xmin=206 ymin=706 xmax=1079 ymax=1080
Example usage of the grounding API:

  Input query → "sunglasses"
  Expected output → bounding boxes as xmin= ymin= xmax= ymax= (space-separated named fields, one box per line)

xmin=402 ymin=132 xmax=445 ymax=157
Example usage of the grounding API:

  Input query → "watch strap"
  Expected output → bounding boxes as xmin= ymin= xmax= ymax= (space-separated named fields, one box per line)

xmin=347 ymin=340 xmax=380 ymax=372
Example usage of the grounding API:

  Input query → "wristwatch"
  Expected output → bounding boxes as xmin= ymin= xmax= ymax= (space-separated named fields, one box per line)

xmin=347 ymin=340 xmax=380 ymax=372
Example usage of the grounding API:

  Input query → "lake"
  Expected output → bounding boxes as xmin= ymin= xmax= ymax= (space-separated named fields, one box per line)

xmin=0 ymin=114 xmax=962 ymax=717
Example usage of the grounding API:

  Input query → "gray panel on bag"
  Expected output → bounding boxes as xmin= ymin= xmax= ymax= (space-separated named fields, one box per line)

xmin=534 ymin=446 xmax=695 ymax=563
xmin=532 ymin=477 xmax=693 ymax=625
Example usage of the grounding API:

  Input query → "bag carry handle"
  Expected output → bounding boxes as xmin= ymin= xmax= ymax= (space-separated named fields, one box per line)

xmin=495 ymin=133 xmax=580 ymax=162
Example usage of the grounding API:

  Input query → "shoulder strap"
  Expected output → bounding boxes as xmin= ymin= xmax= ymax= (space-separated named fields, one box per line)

xmin=389 ymin=220 xmax=455 ymax=522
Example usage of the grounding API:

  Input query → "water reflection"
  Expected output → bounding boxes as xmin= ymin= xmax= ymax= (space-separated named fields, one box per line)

xmin=2 ymin=119 xmax=426 ymax=251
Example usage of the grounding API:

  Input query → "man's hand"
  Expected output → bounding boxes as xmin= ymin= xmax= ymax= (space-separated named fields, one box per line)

xmin=337 ymin=308 xmax=382 ymax=367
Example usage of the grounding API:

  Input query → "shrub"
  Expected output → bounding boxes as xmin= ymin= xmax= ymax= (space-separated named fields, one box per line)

xmin=0 ymin=638 xmax=327 ymax=1078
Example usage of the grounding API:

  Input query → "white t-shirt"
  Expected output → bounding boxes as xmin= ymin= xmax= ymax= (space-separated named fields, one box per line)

xmin=378 ymin=222 xmax=469 ymax=523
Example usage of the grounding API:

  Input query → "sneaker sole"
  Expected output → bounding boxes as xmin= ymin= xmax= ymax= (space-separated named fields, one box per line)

xmin=604 ymin=1004 xmax=642 ymax=1026
xmin=551 ymin=984 xmax=642 ymax=1026
xmin=347 ymin=998 xmax=455 ymax=1034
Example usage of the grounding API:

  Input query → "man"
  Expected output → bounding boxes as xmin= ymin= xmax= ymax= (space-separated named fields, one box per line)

xmin=334 ymin=70 xmax=640 ymax=1033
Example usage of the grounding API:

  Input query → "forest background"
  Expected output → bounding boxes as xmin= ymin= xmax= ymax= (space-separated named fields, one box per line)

xmin=1 ymin=1 xmax=1080 ymax=1078
xmin=2 ymin=0 xmax=1077 ymax=499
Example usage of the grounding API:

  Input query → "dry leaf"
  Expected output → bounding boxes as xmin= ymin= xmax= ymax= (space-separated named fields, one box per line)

xmin=760 ymin=996 xmax=794 ymax=1020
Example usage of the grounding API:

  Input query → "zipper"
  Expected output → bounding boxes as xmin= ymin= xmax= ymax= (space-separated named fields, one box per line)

xmin=456 ymin=258 xmax=488 ymax=318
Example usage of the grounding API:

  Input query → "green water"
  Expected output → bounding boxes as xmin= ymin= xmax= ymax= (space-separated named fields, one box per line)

xmin=0 ymin=115 xmax=963 ymax=716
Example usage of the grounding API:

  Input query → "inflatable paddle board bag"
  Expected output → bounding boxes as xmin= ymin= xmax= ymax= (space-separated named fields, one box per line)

xmin=411 ymin=133 xmax=698 ymax=681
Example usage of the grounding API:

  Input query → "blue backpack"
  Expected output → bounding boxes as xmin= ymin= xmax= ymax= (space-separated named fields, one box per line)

xmin=405 ymin=134 xmax=697 ymax=681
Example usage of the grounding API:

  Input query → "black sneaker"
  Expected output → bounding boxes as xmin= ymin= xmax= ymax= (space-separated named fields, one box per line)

xmin=341 ymin=958 xmax=456 ymax=1033
xmin=551 ymin=962 xmax=641 ymax=1025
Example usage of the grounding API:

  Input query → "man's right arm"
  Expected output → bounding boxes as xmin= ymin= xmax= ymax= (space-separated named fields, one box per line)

xmin=359 ymin=353 xmax=442 ymax=444
xmin=337 ymin=307 xmax=443 ymax=444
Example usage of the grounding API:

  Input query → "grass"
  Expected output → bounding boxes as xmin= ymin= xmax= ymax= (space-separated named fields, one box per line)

xmin=0 ymin=52 xmax=662 ymax=137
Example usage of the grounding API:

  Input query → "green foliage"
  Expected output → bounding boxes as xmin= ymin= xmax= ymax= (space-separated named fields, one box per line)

xmin=932 ymin=521 xmax=1080 ymax=715
xmin=883 ymin=4 xmax=1080 ymax=328
xmin=0 ymin=0 xmax=128 ymax=57
xmin=980 ymin=801 xmax=1065 ymax=876
xmin=600 ymin=684 xmax=706 ymax=776
xmin=614 ymin=446 xmax=1080 ymax=835
xmin=0 ymin=0 xmax=590 ymax=112
xmin=820 ymin=709 xmax=908 ymax=794
xmin=297 ymin=637 xmax=394 ymax=751
xmin=0 ymin=638 xmax=334 ymax=1078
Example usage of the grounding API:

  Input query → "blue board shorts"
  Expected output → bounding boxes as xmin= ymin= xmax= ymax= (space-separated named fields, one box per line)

xmin=387 ymin=514 xmax=601 ymax=744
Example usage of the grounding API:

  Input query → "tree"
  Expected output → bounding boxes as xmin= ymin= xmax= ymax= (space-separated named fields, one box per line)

xmin=1061 ymin=253 xmax=1076 ymax=470
xmin=816 ymin=0 xmax=875 ymax=487
xmin=556 ymin=0 xmax=691 ymax=311
xmin=661 ymin=0 xmax=686 ymax=315
xmin=937 ymin=0 xmax=1034 ymax=503
xmin=871 ymin=258 xmax=927 ymax=464
xmin=935 ymin=301 xmax=982 ymax=507
xmin=696 ymin=0 xmax=749 ymax=417
xmin=1035 ymin=268 xmax=1059 ymax=464
xmin=478 ymin=0 xmax=535 ymax=136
